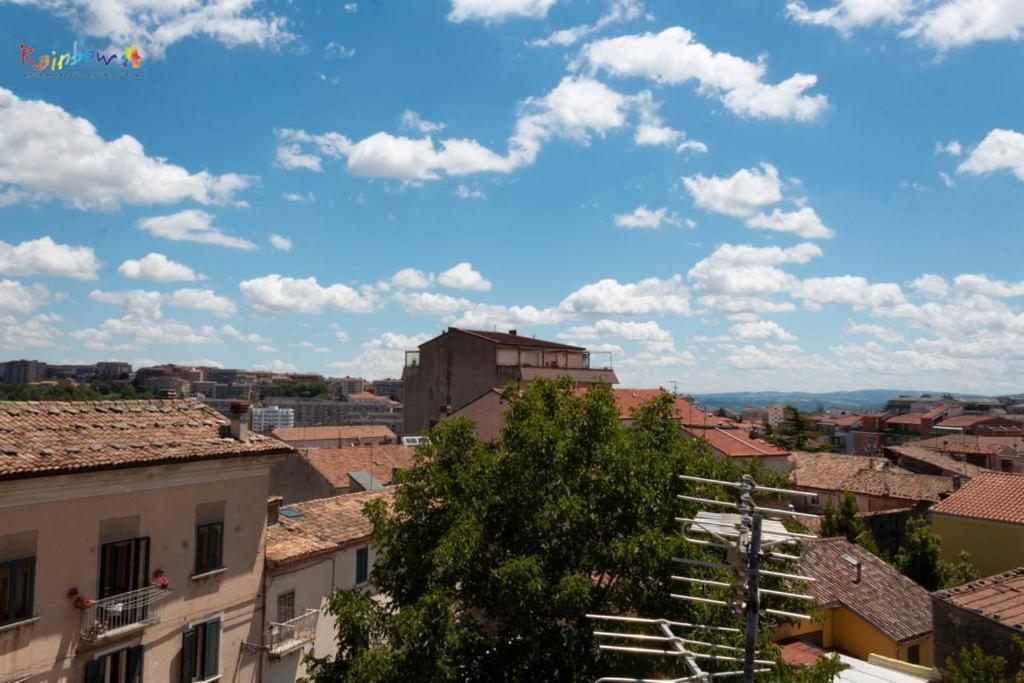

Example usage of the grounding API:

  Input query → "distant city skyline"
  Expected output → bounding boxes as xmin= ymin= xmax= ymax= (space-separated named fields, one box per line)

xmin=2 ymin=1 xmax=1024 ymax=394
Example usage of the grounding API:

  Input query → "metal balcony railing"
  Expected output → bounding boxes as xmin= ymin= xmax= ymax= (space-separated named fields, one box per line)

xmin=265 ymin=609 xmax=319 ymax=656
xmin=80 ymin=586 xmax=172 ymax=641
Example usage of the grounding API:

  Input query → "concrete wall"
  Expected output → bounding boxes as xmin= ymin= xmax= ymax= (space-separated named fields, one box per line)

xmin=267 ymin=451 xmax=336 ymax=504
xmin=932 ymin=596 xmax=1024 ymax=676
xmin=445 ymin=390 xmax=508 ymax=442
xmin=264 ymin=543 xmax=378 ymax=683
xmin=0 ymin=455 xmax=279 ymax=682
xmin=931 ymin=513 xmax=1024 ymax=576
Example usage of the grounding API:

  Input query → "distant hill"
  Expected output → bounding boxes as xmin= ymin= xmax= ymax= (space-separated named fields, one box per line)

xmin=689 ymin=389 xmax=988 ymax=413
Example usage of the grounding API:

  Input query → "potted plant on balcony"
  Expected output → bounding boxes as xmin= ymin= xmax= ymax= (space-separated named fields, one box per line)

xmin=151 ymin=569 xmax=171 ymax=589
xmin=68 ymin=588 xmax=96 ymax=609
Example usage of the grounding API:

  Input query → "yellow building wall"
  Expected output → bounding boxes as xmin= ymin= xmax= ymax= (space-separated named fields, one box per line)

xmin=774 ymin=606 xmax=933 ymax=667
xmin=932 ymin=513 xmax=1024 ymax=577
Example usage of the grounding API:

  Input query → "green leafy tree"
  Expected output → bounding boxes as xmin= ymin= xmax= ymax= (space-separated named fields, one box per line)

xmin=895 ymin=518 xmax=979 ymax=590
xmin=947 ymin=643 xmax=1011 ymax=683
xmin=302 ymin=379 xmax=835 ymax=682
xmin=820 ymin=491 xmax=879 ymax=554
xmin=0 ymin=381 xmax=151 ymax=401
xmin=768 ymin=406 xmax=825 ymax=451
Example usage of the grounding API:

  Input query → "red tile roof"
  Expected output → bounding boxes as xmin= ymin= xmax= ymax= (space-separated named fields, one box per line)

xmin=935 ymin=414 xmax=1013 ymax=428
xmin=266 ymin=490 xmax=391 ymax=569
xmin=888 ymin=445 xmax=987 ymax=479
xmin=933 ymin=567 xmax=1024 ymax=632
xmin=801 ymin=537 xmax=933 ymax=643
xmin=271 ymin=425 xmax=396 ymax=443
xmin=453 ymin=328 xmax=584 ymax=350
xmin=885 ymin=413 xmax=928 ymax=425
xmin=915 ymin=435 xmax=1024 ymax=456
xmin=685 ymin=426 xmax=789 ymax=458
xmin=303 ymin=444 xmax=416 ymax=488
xmin=930 ymin=472 xmax=1024 ymax=525
xmin=777 ymin=639 xmax=826 ymax=667
xmin=0 ymin=399 xmax=291 ymax=481
xmin=613 ymin=388 xmax=729 ymax=426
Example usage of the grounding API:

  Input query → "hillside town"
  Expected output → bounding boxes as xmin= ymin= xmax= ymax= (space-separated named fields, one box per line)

xmin=1 ymin=328 xmax=1023 ymax=681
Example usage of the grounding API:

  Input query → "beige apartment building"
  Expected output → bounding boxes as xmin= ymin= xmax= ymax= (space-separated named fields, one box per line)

xmin=0 ymin=399 xmax=292 ymax=683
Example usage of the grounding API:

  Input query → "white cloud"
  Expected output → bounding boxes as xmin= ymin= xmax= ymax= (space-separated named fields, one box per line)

xmin=902 ymin=0 xmax=1024 ymax=51
xmin=936 ymin=139 xmax=962 ymax=156
xmin=677 ymin=139 xmax=709 ymax=155
xmin=561 ymin=319 xmax=673 ymax=343
xmin=559 ymin=275 xmax=691 ymax=316
xmin=729 ymin=320 xmax=797 ymax=341
xmin=745 ymin=206 xmax=835 ymax=239
xmin=0 ymin=313 xmax=63 ymax=350
xmin=688 ymin=242 xmax=822 ymax=296
xmin=344 ymin=3 xmax=358 ymax=12
xmin=448 ymin=0 xmax=558 ymax=23
xmin=954 ymin=273 xmax=1024 ymax=298
xmin=90 ymin=289 xmax=164 ymax=318
xmin=269 ymin=233 xmax=293 ymax=251
xmin=328 ymin=331 xmax=431 ymax=379
xmin=137 ymin=210 xmax=257 ymax=250
xmin=391 ymin=268 xmax=434 ymax=289
xmin=613 ymin=205 xmax=682 ymax=229
xmin=257 ymin=344 xmax=277 ymax=352
xmin=221 ymin=324 xmax=267 ymax=343
xmin=792 ymin=276 xmax=907 ymax=312
xmin=580 ymin=27 xmax=829 ymax=121
xmin=911 ymin=273 xmax=949 ymax=298
xmin=167 ymin=288 xmax=236 ymax=317
xmin=939 ymin=171 xmax=955 ymax=188
xmin=438 ymin=262 xmax=492 ymax=291
xmin=683 ymin=163 xmax=783 ymax=218
xmin=786 ymin=0 xmax=911 ymax=36
xmin=254 ymin=359 xmax=299 ymax=373
xmin=527 ymin=0 xmax=643 ymax=48
xmin=282 ymin=191 xmax=315 ymax=202
xmin=401 ymin=110 xmax=446 ymax=134
xmin=721 ymin=342 xmax=823 ymax=371
xmin=0 ymin=236 xmax=101 ymax=279
xmin=239 ymin=274 xmax=376 ymax=314
xmin=454 ymin=184 xmax=486 ymax=199
xmin=847 ymin=321 xmax=904 ymax=343
xmin=325 ymin=41 xmax=356 ymax=58
xmin=97 ymin=316 xmax=222 ymax=345
xmin=18 ymin=0 xmax=293 ymax=59
xmin=118 ymin=253 xmax=202 ymax=282
xmin=0 ymin=280 xmax=50 ymax=314
xmin=957 ymin=129 xmax=1024 ymax=183
xmin=0 ymin=88 xmax=254 ymax=210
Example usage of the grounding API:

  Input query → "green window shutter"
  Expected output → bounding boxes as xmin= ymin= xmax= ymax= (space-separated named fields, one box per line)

xmin=356 ymin=547 xmax=368 ymax=584
xmin=181 ymin=627 xmax=196 ymax=683
xmin=84 ymin=659 xmax=102 ymax=683
xmin=203 ymin=618 xmax=220 ymax=677
xmin=127 ymin=644 xmax=145 ymax=683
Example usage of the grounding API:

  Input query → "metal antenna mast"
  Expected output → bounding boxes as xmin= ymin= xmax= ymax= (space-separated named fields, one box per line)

xmin=589 ymin=473 xmax=820 ymax=683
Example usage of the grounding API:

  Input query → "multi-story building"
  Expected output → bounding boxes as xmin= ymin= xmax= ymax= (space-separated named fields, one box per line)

xmin=767 ymin=403 xmax=786 ymax=428
xmin=370 ymin=378 xmax=403 ymax=402
xmin=0 ymin=399 xmax=293 ymax=682
xmin=2 ymin=359 xmax=47 ymax=384
xmin=402 ymin=328 xmax=617 ymax=435
xmin=95 ymin=362 xmax=132 ymax=379
xmin=330 ymin=376 xmax=366 ymax=397
xmin=262 ymin=399 xmax=402 ymax=435
xmin=269 ymin=425 xmax=396 ymax=449
xmin=252 ymin=406 xmax=295 ymax=433
xmin=268 ymin=443 xmax=413 ymax=503
xmin=263 ymin=490 xmax=390 ymax=682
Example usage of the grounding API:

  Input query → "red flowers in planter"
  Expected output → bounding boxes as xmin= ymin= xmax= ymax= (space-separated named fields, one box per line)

xmin=152 ymin=569 xmax=171 ymax=589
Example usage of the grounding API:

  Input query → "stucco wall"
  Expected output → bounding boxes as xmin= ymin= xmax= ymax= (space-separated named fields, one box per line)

xmin=931 ymin=513 xmax=1024 ymax=576
xmin=0 ymin=455 xmax=277 ymax=682
xmin=933 ymin=596 xmax=1024 ymax=675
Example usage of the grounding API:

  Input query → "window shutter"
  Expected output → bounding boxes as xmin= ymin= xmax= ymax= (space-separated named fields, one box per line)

xmin=203 ymin=618 xmax=220 ymax=677
xmin=181 ymin=627 xmax=196 ymax=683
xmin=84 ymin=659 xmax=102 ymax=683
xmin=127 ymin=644 xmax=145 ymax=683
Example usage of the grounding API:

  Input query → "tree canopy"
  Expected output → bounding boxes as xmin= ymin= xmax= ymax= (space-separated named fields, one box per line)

xmin=819 ymin=491 xmax=879 ymax=554
xmin=766 ymin=406 xmax=826 ymax=451
xmin=302 ymin=379 xmax=842 ymax=682
xmin=895 ymin=517 xmax=979 ymax=591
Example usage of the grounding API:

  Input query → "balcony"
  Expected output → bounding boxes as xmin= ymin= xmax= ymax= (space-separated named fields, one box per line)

xmin=79 ymin=585 xmax=173 ymax=642
xmin=265 ymin=609 xmax=319 ymax=657
xmin=404 ymin=350 xmax=420 ymax=368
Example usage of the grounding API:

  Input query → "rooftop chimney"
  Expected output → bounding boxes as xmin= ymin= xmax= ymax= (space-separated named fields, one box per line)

xmin=267 ymin=495 xmax=283 ymax=527
xmin=508 ymin=329 xmax=517 ymax=335
xmin=841 ymin=553 xmax=862 ymax=583
xmin=229 ymin=400 xmax=251 ymax=442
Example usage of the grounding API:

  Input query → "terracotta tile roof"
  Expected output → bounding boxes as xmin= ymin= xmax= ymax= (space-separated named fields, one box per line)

xmin=303 ymin=444 xmax=416 ymax=488
xmin=888 ymin=445 xmax=987 ymax=479
xmin=915 ymin=435 xmax=1024 ymax=456
xmin=271 ymin=424 xmax=396 ymax=443
xmin=923 ymin=404 xmax=956 ymax=419
xmin=933 ymin=567 xmax=1024 ymax=632
xmin=346 ymin=392 xmax=393 ymax=402
xmin=935 ymin=414 xmax=1013 ymax=428
xmin=801 ymin=537 xmax=933 ymax=643
xmin=788 ymin=452 xmax=950 ymax=501
xmin=777 ymin=639 xmax=826 ymax=666
xmin=0 ymin=399 xmax=291 ymax=481
xmin=930 ymin=472 xmax=1024 ymax=525
xmin=613 ymin=388 xmax=729 ymax=426
xmin=453 ymin=328 xmax=584 ymax=349
xmin=885 ymin=413 xmax=928 ymax=425
xmin=266 ymin=490 xmax=392 ymax=569
xmin=822 ymin=414 xmax=863 ymax=428
xmin=685 ymin=426 xmax=789 ymax=457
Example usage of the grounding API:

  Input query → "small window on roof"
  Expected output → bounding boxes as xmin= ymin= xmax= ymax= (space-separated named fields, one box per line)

xmin=280 ymin=508 xmax=303 ymax=519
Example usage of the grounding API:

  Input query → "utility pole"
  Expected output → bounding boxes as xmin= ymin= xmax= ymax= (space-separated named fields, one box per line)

xmin=743 ymin=514 xmax=763 ymax=683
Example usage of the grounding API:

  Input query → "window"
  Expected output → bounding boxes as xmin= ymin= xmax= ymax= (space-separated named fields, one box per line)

xmin=276 ymin=591 xmax=295 ymax=624
xmin=355 ymin=547 xmax=369 ymax=585
xmin=907 ymin=644 xmax=920 ymax=665
xmin=194 ymin=523 xmax=223 ymax=575
xmin=0 ymin=556 xmax=34 ymax=625
xmin=85 ymin=645 xmax=144 ymax=683
xmin=100 ymin=538 xmax=149 ymax=599
xmin=181 ymin=618 xmax=220 ymax=682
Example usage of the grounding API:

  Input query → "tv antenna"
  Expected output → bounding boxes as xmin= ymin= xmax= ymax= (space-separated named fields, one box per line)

xmin=588 ymin=473 xmax=819 ymax=682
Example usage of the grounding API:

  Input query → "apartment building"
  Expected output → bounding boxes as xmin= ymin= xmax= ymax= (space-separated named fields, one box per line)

xmin=0 ymin=399 xmax=293 ymax=682
xmin=402 ymin=328 xmax=617 ymax=434
xmin=370 ymin=378 xmax=403 ymax=402
xmin=252 ymin=406 xmax=295 ymax=433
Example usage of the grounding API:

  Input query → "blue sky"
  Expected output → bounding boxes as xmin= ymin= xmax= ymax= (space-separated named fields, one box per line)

xmin=1 ymin=0 xmax=1023 ymax=393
